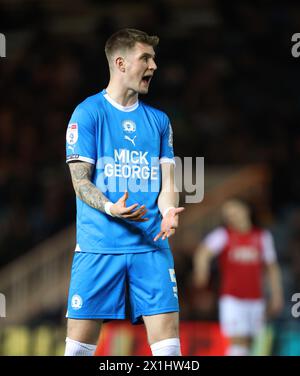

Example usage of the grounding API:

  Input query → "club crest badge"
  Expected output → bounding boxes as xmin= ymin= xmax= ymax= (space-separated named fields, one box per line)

xmin=122 ymin=120 xmax=136 ymax=133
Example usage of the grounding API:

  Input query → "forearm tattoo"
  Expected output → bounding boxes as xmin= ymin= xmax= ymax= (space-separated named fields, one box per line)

xmin=69 ymin=161 xmax=109 ymax=213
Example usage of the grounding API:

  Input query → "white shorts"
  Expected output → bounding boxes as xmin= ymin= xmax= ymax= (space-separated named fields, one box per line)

xmin=219 ymin=295 xmax=265 ymax=337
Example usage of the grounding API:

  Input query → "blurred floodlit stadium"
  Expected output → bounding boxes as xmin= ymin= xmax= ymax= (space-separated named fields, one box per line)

xmin=0 ymin=0 xmax=300 ymax=356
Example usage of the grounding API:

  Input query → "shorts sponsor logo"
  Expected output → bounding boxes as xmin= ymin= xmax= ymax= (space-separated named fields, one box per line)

xmin=71 ymin=294 xmax=83 ymax=310
xmin=169 ymin=269 xmax=178 ymax=299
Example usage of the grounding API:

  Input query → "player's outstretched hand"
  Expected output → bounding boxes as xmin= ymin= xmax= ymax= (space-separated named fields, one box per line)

xmin=154 ymin=207 xmax=185 ymax=241
xmin=110 ymin=192 xmax=149 ymax=222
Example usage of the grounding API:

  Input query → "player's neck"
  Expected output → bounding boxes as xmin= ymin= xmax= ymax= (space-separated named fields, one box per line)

xmin=229 ymin=222 xmax=252 ymax=233
xmin=105 ymin=82 xmax=138 ymax=107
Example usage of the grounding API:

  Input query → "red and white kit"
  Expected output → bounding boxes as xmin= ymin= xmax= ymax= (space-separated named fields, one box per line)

xmin=203 ymin=227 xmax=277 ymax=336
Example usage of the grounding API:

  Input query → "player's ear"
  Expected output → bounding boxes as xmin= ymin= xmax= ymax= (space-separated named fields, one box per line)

xmin=115 ymin=56 xmax=126 ymax=73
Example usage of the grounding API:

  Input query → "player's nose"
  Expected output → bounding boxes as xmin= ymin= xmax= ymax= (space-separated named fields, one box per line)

xmin=149 ymin=58 xmax=157 ymax=71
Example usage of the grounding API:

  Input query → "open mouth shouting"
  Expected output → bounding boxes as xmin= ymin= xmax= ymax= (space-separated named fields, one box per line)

xmin=141 ymin=74 xmax=153 ymax=85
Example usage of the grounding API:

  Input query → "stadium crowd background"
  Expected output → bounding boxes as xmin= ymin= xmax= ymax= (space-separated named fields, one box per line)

xmin=1 ymin=0 xmax=300 ymax=355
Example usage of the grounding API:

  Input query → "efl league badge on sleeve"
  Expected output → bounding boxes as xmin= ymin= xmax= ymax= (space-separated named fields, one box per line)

xmin=67 ymin=123 xmax=78 ymax=145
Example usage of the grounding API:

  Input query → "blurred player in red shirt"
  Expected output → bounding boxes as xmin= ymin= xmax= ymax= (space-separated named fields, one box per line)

xmin=193 ymin=199 xmax=283 ymax=356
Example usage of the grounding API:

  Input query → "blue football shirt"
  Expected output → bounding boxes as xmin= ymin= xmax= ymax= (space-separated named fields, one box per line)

xmin=66 ymin=89 xmax=175 ymax=254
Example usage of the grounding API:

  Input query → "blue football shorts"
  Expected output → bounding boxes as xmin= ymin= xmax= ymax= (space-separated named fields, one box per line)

xmin=66 ymin=248 xmax=179 ymax=324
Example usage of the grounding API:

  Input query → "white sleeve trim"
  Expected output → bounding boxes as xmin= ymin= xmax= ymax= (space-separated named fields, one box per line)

xmin=74 ymin=244 xmax=81 ymax=252
xmin=261 ymin=230 xmax=277 ymax=264
xmin=160 ymin=157 xmax=175 ymax=165
xmin=203 ymin=227 xmax=228 ymax=255
xmin=66 ymin=156 xmax=95 ymax=164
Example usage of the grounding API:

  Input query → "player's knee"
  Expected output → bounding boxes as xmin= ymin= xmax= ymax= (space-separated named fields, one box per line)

xmin=66 ymin=319 xmax=101 ymax=345
xmin=147 ymin=320 xmax=179 ymax=345
xmin=144 ymin=312 xmax=180 ymax=350
xmin=230 ymin=336 xmax=251 ymax=347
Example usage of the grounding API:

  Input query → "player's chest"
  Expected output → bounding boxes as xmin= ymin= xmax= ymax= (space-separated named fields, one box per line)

xmin=225 ymin=234 xmax=263 ymax=264
xmin=98 ymin=112 xmax=160 ymax=153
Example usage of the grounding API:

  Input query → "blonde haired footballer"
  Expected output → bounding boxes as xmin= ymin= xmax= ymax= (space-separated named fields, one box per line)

xmin=65 ymin=28 xmax=184 ymax=356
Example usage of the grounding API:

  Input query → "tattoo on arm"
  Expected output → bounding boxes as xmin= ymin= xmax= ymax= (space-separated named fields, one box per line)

xmin=69 ymin=161 xmax=109 ymax=213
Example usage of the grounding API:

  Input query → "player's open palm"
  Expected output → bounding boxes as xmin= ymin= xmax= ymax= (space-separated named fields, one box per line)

xmin=154 ymin=207 xmax=185 ymax=241
xmin=110 ymin=191 xmax=149 ymax=222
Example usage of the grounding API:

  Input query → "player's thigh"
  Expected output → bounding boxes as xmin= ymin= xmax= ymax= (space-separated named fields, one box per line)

xmin=249 ymin=300 xmax=266 ymax=336
xmin=67 ymin=318 xmax=102 ymax=344
xmin=67 ymin=252 xmax=127 ymax=321
xmin=228 ymin=335 xmax=251 ymax=347
xmin=128 ymin=249 xmax=179 ymax=325
xmin=143 ymin=312 xmax=180 ymax=345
